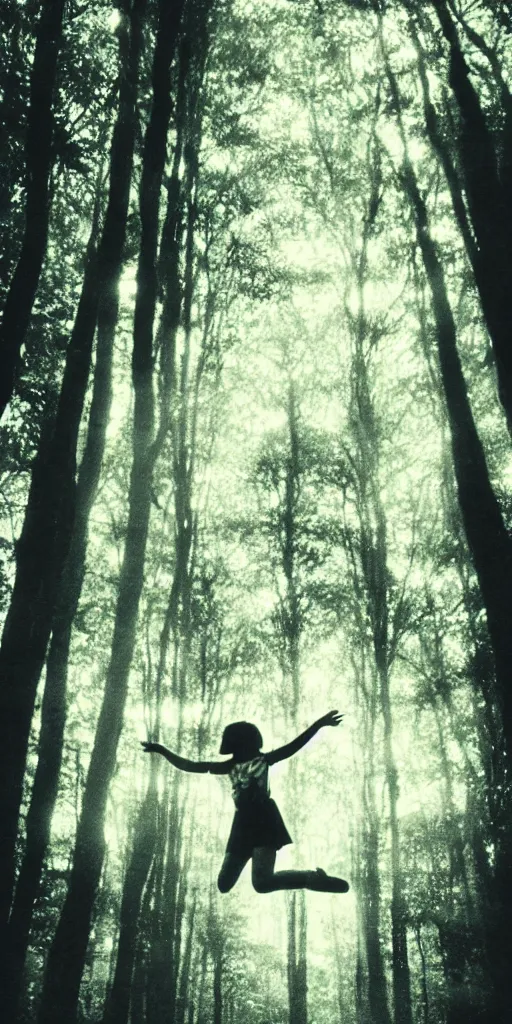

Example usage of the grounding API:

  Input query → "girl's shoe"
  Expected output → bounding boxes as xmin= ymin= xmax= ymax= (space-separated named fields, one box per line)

xmin=307 ymin=868 xmax=349 ymax=893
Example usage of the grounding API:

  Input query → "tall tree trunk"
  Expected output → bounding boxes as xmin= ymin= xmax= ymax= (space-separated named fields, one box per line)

xmin=414 ymin=926 xmax=429 ymax=1024
xmin=344 ymin=485 xmax=390 ymax=1024
xmin=213 ymin=950 xmax=222 ymax=1024
xmin=0 ymin=196 xmax=98 ymax=939
xmin=402 ymin=156 xmax=512 ymax=1024
xmin=409 ymin=19 xmax=479 ymax=277
xmin=175 ymin=895 xmax=196 ymax=1024
xmin=0 ymin=0 xmax=148 ymax=940
xmin=36 ymin=2 xmax=186 ymax=1020
xmin=206 ymin=892 xmax=225 ymax=1024
xmin=346 ymin=138 xmax=413 ymax=1024
xmin=429 ymin=0 xmax=512 ymax=436
xmin=364 ymin=821 xmax=390 ymax=1024
xmin=287 ymin=893 xmax=308 ymax=1024
xmin=102 ymin=778 xmax=158 ymax=1024
xmin=402 ymin=162 xmax=512 ymax=764
xmin=377 ymin=657 xmax=412 ymax=1024
xmin=103 ymin=14 xmax=205 ymax=1012
xmin=0 ymin=0 xmax=66 ymax=417
xmin=2 ymin=206 xmax=117 ymax=1016
xmin=195 ymin=944 xmax=209 ymax=1024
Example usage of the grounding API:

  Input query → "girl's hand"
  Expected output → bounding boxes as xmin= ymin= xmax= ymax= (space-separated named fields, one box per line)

xmin=317 ymin=710 xmax=343 ymax=728
xmin=141 ymin=740 xmax=160 ymax=754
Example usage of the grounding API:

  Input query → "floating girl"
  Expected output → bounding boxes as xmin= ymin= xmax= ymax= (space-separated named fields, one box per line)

xmin=142 ymin=709 xmax=349 ymax=895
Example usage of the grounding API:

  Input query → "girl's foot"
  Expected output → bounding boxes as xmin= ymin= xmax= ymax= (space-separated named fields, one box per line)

xmin=307 ymin=868 xmax=349 ymax=893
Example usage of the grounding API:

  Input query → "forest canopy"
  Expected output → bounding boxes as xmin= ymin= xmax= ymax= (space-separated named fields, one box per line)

xmin=0 ymin=1 xmax=512 ymax=1023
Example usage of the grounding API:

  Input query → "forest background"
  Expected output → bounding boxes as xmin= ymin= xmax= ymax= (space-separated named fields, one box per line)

xmin=0 ymin=1 xmax=511 ymax=1023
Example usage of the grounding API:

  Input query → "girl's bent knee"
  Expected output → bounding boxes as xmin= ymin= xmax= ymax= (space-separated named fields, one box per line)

xmin=252 ymin=874 xmax=272 ymax=894
xmin=217 ymin=873 xmax=232 ymax=894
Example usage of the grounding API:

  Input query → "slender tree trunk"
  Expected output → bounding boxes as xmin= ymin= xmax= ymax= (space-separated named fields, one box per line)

xmin=102 ymin=15 xmax=203 ymax=1014
xmin=351 ymin=653 xmax=390 ymax=1024
xmin=175 ymin=896 xmax=196 ymax=1024
xmin=0 ymin=0 xmax=66 ymax=417
xmin=3 ymin=178 xmax=118 ymax=1016
xmin=158 ymin=794 xmax=183 ymax=1024
xmin=0 ymin=0 xmax=147 ymax=941
xmin=346 ymin=150 xmax=413 ymax=1024
xmin=362 ymin=798 xmax=391 ymax=1024
xmin=377 ymin=650 xmax=413 ymax=1024
xmin=287 ymin=894 xmax=304 ymax=1024
xmin=145 ymin=803 xmax=169 ymax=1024
xmin=297 ymin=893 xmax=308 ymax=1024
xmin=0 ymin=205 xmax=97 ymax=938
xmin=213 ymin=950 xmax=222 ymax=1024
xmin=355 ymin=657 xmax=390 ymax=1024
xmin=36 ymin=3 xmax=186 ymax=1020
xmin=414 ymin=925 xmax=429 ymax=1024
xmin=287 ymin=892 xmax=308 ymax=1024
xmin=195 ymin=944 xmax=209 ymax=1024
xmin=102 ymin=778 xmax=158 ymax=1024
xmin=130 ymin=941 xmax=146 ymax=1024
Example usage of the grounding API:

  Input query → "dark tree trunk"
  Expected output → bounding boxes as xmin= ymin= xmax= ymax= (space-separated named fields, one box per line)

xmin=403 ymin=159 xmax=512 ymax=1024
xmin=431 ymin=0 xmax=512 ymax=436
xmin=102 ymin=780 xmax=158 ymax=1024
xmin=287 ymin=893 xmax=308 ymax=1024
xmin=37 ymin=2 xmax=186 ymax=1020
xmin=437 ymin=919 xmax=480 ymax=1024
xmin=195 ymin=944 xmax=209 ymax=1024
xmin=0 ymin=209 xmax=97 ymax=939
xmin=351 ymin=656 xmax=390 ymax=1024
xmin=362 ymin=803 xmax=391 ymax=1024
xmin=175 ymin=895 xmax=196 ymax=1024
xmin=205 ymin=890 xmax=225 ymax=1024
xmin=378 ymin=655 xmax=412 ymax=1024
xmin=0 ymin=0 xmax=66 ymax=417
xmin=414 ymin=926 xmax=429 ymax=1024
xmin=213 ymin=951 xmax=222 ymax=1024
xmin=0 ymin=0 xmax=147 ymax=944
xmin=2 ymin=178 xmax=117 ymax=1016
xmin=403 ymin=163 xmax=512 ymax=765
xmin=155 ymin=795 xmax=182 ymax=1023
xmin=409 ymin=20 xmax=479 ymax=277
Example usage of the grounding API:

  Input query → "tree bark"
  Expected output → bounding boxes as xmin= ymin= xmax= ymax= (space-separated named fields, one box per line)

xmin=0 ymin=0 xmax=66 ymax=417
xmin=0 ymin=0 xmax=147 ymax=944
xmin=345 ymin=145 xmax=413 ymax=1024
xmin=287 ymin=892 xmax=308 ymax=1024
xmin=403 ymin=158 xmax=512 ymax=1024
xmin=2 ymin=224 xmax=117 ymax=1016
xmin=0 ymin=203 xmax=98 ymax=938
xmin=430 ymin=0 xmax=512 ymax=436
xmin=403 ymin=162 xmax=512 ymax=764
xmin=175 ymin=895 xmax=196 ymax=1024
xmin=102 ymin=779 xmax=158 ymax=1024
xmin=36 ymin=2 xmax=186 ymax=1020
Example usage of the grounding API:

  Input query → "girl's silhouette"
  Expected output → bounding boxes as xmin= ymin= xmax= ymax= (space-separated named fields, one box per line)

xmin=142 ymin=709 xmax=349 ymax=895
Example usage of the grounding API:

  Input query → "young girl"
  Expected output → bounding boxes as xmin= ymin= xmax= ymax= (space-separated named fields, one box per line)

xmin=141 ymin=709 xmax=349 ymax=895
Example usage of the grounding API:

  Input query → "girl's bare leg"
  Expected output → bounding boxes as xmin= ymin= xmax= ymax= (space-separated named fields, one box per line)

xmin=217 ymin=852 xmax=250 ymax=893
xmin=251 ymin=848 xmax=349 ymax=893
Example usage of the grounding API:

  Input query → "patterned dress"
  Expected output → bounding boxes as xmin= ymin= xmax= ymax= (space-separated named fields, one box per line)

xmin=225 ymin=754 xmax=292 ymax=858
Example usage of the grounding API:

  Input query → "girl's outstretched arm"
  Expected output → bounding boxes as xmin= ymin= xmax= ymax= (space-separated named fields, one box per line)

xmin=141 ymin=741 xmax=232 ymax=775
xmin=266 ymin=710 xmax=343 ymax=766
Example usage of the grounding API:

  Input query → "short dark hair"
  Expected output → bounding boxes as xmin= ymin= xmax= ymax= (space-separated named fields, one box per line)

xmin=219 ymin=721 xmax=263 ymax=755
